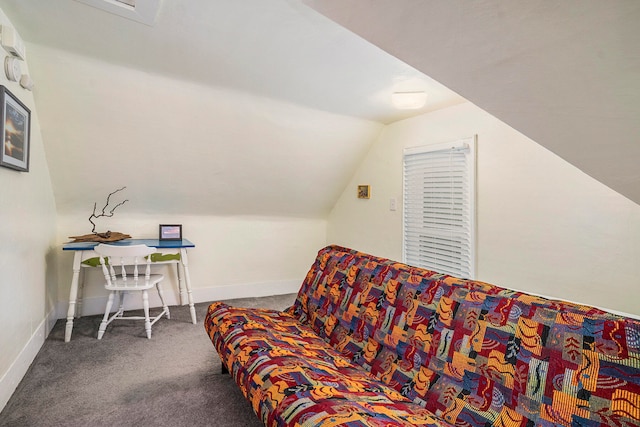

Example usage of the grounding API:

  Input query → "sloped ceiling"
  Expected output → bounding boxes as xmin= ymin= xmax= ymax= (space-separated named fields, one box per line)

xmin=0 ymin=0 xmax=465 ymax=218
xmin=25 ymin=45 xmax=384 ymax=217
xmin=0 ymin=0 xmax=464 ymax=122
xmin=3 ymin=1 xmax=637 ymax=217
xmin=304 ymin=0 xmax=640 ymax=205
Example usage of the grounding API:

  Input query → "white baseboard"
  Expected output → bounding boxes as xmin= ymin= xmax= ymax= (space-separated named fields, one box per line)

xmin=55 ymin=279 xmax=301 ymax=319
xmin=194 ymin=279 xmax=300 ymax=303
xmin=0 ymin=307 xmax=56 ymax=412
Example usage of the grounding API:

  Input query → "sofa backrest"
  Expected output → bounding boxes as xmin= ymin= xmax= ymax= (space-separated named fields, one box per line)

xmin=289 ymin=245 xmax=640 ymax=426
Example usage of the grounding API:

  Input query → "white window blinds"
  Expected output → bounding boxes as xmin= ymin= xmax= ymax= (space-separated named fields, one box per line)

xmin=403 ymin=137 xmax=476 ymax=278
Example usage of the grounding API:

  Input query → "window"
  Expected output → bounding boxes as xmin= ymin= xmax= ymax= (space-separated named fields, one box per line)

xmin=73 ymin=0 xmax=160 ymax=25
xmin=403 ymin=137 xmax=476 ymax=278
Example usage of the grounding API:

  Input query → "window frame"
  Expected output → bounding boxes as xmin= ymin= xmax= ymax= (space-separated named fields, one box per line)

xmin=402 ymin=136 xmax=477 ymax=279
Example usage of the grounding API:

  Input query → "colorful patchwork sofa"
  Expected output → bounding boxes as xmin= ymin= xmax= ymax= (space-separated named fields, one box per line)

xmin=204 ymin=245 xmax=640 ymax=426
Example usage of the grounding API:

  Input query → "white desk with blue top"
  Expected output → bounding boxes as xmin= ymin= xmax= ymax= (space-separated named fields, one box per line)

xmin=62 ymin=238 xmax=196 ymax=342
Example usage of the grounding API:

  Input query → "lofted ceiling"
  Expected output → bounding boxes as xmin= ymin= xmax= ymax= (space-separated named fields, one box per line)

xmin=0 ymin=0 xmax=638 ymax=217
xmin=0 ymin=0 xmax=466 ymax=219
xmin=0 ymin=0 xmax=464 ymax=124
xmin=304 ymin=0 xmax=640 ymax=206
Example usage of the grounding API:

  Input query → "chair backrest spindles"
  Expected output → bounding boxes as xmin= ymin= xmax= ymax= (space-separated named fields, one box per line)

xmin=121 ymin=258 xmax=128 ymax=282
xmin=94 ymin=244 xmax=157 ymax=288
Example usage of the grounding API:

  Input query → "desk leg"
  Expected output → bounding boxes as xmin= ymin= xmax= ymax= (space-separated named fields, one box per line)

xmin=65 ymin=252 xmax=83 ymax=342
xmin=76 ymin=267 xmax=85 ymax=319
xmin=180 ymin=248 xmax=197 ymax=324
xmin=175 ymin=261 xmax=186 ymax=306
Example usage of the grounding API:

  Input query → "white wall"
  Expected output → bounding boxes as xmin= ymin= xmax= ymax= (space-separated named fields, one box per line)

xmin=20 ymin=44 xmax=381 ymax=320
xmin=328 ymin=102 xmax=640 ymax=316
xmin=0 ymin=11 xmax=57 ymax=410
xmin=55 ymin=213 xmax=326 ymax=317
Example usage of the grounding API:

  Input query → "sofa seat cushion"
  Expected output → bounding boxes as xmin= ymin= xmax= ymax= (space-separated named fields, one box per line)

xmin=205 ymin=301 xmax=453 ymax=427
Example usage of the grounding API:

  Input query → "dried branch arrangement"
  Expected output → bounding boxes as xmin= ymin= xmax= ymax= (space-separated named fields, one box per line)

xmin=69 ymin=187 xmax=132 ymax=243
xmin=89 ymin=186 xmax=129 ymax=233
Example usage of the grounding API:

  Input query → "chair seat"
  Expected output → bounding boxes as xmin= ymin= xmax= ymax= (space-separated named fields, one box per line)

xmin=105 ymin=273 xmax=165 ymax=291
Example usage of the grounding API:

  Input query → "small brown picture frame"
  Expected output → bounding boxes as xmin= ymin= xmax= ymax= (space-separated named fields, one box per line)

xmin=357 ymin=185 xmax=370 ymax=199
xmin=159 ymin=224 xmax=182 ymax=241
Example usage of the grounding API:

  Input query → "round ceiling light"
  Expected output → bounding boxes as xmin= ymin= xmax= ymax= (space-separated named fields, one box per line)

xmin=391 ymin=91 xmax=427 ymax=109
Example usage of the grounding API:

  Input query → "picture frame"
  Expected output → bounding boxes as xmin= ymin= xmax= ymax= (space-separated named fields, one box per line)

xmin=159 ymin=224 xmax=182 ymax=241
xmin=357 ymin=185 xmax=371 ymax=199
xmin=0 ymin=86 xmax=30 ymax=172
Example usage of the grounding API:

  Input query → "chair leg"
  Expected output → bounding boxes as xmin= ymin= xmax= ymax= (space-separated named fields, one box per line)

xmin=156 ymin=282 xmax=170 ymax=319
xmin=142 ymin=289 xmax=152 ymax=339
xmin=98 ymin=291 xmax=116 ymax=340
xmin=117 ymin=290 xmax=125 ymax=317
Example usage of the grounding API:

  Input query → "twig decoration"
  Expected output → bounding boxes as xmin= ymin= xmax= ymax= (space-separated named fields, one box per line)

xmin=89 ymin=187 xmax=129 ymax=233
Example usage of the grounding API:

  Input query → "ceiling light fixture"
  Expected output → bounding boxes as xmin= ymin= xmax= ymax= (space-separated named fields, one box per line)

xmin=391 ymin=91 xmax=427 ymax=110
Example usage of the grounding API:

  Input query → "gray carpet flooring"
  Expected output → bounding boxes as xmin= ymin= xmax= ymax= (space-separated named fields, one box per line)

xmin=0 ymin=294 xmax=297 ymax=427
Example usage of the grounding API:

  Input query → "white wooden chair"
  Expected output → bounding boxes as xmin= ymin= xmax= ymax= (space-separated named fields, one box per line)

xmin=94 ymin=243 xmax=170 ymax=339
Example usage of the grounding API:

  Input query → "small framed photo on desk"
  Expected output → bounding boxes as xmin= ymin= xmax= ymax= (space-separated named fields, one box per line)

xmin=159 ymin=224 xmax=182 ymax=241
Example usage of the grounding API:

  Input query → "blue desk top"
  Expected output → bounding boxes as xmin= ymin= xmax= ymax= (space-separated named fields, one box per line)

xmin=63 ymin=238 xmax=195 ymax=251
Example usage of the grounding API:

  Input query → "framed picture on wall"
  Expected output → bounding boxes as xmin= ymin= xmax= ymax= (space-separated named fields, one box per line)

xmin=0 ymin=86 xmax=30 ymax=172
xmin=159 ymin=224 xmax=182 ymax=241
xmin=357 ymin=185 xmax=371 ymax=199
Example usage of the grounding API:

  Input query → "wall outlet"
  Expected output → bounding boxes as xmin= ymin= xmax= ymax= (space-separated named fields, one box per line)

xmin=389 ymin=198 xmax=397 ymax=211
